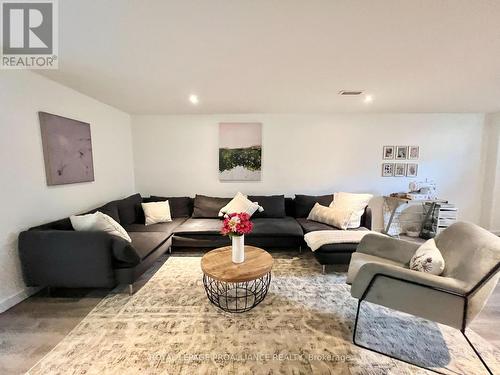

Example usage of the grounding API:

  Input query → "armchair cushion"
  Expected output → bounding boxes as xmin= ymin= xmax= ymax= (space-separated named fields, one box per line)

xmin=351 ymin=262 xmax=469 ymax=300
xmin=356 ymin=234 xmax=419 ymax=264
xmin=347 ymin=252 xmax=405 ymax=284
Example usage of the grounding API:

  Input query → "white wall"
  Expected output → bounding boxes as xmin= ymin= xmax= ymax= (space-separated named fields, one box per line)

xmin=0 ymin=71 xmax=136 ymax=312
xmin=132 ymin=114 xmax=486 ymax=230
xmin=481 ymin=112 xmax=500 ymax=233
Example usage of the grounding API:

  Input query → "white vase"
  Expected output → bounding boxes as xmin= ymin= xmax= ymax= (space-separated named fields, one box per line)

xmin=231 ymin=235 xmax=245 ymax=263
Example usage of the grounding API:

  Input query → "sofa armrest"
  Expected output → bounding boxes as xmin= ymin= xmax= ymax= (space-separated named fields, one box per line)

xmin=356 ymin=234 xmax=419 ymax=264
xmin=351 ymin=262 xmax=469 ymax=299
xmin=18 ymin=230 xmax=137 ymax=288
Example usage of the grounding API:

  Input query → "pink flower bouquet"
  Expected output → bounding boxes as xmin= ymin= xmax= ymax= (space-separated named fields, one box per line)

xmin=221 ymin=212 xmax=253 ymax=237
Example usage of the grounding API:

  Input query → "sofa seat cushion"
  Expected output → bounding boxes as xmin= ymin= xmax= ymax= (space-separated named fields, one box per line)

xmin=172 ymin=235 xmax=230 ymax=249
xmin=347 ymin=252 xmax=405 ymax=284
xmin=248 ymin=217 xmax=303 ymax=237
xmin=128 ymin=232 xmax=170 ymax=260
xmin=173 ymin=218 xmax=222 ymax=235
xmin=296 ymin=218 xmax=369 ymax=234
xmin=296 ymin=218 xmax=335 ymax=233
xmin=123 ymin=218 xmax=187 ymax=235
xmin=314 ymin=242 xmax=360 ymax=253
xmin=173 ymin=217 xmax=303 ymax=238
xmin=172 ymin=234 xmax=301 ymax=249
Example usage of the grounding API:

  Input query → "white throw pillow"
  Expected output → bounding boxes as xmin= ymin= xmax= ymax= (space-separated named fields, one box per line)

xmin=70 ymin=213 xmax=97 ymax=232
xmin=141 ymin=201 xmax=172 ymax=225
xmin=307 ymin=203 xmax=354 ymax=230
xmin=218 ymin=192 xmax=263 ymax=217
xmin=410 ymin=239 xmax=445 ymax=275
xmin=70 ymin=212 xmax=131 ymax=242
xmin=330 ymin=192 xmax=373 ymax=228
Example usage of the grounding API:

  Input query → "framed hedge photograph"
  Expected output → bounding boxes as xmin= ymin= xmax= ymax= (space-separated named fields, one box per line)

xmin=219 ymin=122 xmax=262 ymax=181
xmin=382 ymin=163 xmax=394 ymax=177
xmin=394 ymin=163 xmax=407 ymax=177
xmin=409 ymin=146 xmax=419 ymax=160
xmin=395 ymin=146 xmax=408 ymax=160
xmin=383 ymin=145 xmax=394 ymax=159
xmin=407 ymin=163 xmax=418 ymax=177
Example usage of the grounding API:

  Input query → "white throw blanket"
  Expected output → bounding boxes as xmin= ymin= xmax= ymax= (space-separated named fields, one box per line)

xmin=304 ymin=230 xmax=383 ymax=252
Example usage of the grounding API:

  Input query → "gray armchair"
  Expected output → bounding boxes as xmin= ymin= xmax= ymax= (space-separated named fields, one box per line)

xmin=348 ymin=222 xmax=500 ymax=375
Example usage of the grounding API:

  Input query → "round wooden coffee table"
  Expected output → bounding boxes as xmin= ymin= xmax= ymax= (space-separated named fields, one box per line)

xmin=201 ymin=246 xmax=273 ymax=313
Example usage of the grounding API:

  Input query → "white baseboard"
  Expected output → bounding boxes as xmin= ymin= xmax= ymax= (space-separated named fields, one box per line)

xmin=0 ymin=286 xmax=42 ymax=313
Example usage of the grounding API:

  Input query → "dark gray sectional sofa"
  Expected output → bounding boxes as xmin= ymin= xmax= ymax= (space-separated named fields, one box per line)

xmin=18 ymin=193 xmax=371 ymax=291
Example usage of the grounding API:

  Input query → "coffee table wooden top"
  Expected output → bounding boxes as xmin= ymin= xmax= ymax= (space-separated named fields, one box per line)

xmin=201 ymin=246 xmax=273 ymax=283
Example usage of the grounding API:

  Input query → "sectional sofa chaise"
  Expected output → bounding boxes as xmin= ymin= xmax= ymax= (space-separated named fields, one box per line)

xmin=18 ymin=193 xmax=371 ymax=291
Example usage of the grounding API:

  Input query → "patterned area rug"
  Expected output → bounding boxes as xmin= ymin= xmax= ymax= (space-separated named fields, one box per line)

xmin=27 ymin=253 xmax=499 ymax=374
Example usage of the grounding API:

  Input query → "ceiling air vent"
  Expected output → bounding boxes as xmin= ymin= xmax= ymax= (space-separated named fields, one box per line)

xmin=338 ymin=90 xmax=364 ymax=96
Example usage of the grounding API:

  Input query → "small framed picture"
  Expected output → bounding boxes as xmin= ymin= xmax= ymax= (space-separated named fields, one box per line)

xmin=394 ymin=163 xmax=407 ymax=177
xmin=409 ymin=146 xmax=419 ymax=160
xmin=407 ymin=163 xmax=418 ymax=177
xmin=383 ymin=146 xmax=394 ymax=159
xmin=382 ymin=163 xmax=394 ymax=177
xmin=396 ymin=146 xmax=408 ymax=160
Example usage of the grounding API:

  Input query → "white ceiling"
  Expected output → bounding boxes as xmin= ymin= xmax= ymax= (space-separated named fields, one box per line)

xmin=38 ymin=0 xmax=500 ymax=114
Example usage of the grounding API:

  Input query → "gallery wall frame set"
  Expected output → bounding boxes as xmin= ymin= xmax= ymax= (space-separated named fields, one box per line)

xmin=383 ymin=145 xmax=419 ymax=160
xmin=382 ymin=162 xmax=418 ymax=177
xmin=382 ymin=145 xmax=419 ymax=177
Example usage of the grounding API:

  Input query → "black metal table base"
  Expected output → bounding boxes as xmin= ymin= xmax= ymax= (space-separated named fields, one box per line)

xmin=203 ymin=272 xmax=271 ymax=313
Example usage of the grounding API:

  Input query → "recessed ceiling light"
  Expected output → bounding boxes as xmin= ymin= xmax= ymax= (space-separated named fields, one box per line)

xmin=364 ymin=94 xmax=373 ymax=103
xmin=189 ymin=94 xmax=199 ymax=105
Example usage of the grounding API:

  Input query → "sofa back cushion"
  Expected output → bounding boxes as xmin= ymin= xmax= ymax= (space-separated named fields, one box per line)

xmin=117 ymin=193 xmax=143 ymax=225
xmin=285 ymin=197 xmax=295 ymax=217
xmin=29 ymin=200 xmax=121 ymax=231
xmin=147 ymin=196 xmax=194 ymax=218
xmin=248 ymin=195 xmax=286 ymax=218
xmin=294 ymin=194 xmax=334 ymax=218
xmin=29 ymin=217 xmax=73 ymax=231
xmin=192 ymin=195 xmax=231 ymax=218
xmin=89 ymin=201 xmax=121 ymax=223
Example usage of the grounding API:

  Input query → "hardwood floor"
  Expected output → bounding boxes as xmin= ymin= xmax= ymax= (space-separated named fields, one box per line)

xmin=0 ymin=257 xmax=498 ymax=375
xmin=0 ymin=288 xmax=108 ymax=375
xmin=470 ymin=283 xmax=500 ymax=348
